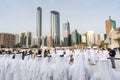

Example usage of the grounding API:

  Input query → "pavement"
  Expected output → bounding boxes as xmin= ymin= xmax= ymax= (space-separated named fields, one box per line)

xmin=91 ymin=53 xmax=120 ymax=72
xmin=114 ymin=53 xmax=120 ymax=71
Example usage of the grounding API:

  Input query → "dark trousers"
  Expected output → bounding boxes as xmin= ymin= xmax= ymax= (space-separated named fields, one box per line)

xmin=110 ymin=57 xmax=116 ymax=69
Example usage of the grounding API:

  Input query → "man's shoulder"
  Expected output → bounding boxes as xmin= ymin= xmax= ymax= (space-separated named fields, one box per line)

xmin=112 ymin=50 xmax=116 ymax=53
xmin=112 ymin=50 xmax=116 ymax=55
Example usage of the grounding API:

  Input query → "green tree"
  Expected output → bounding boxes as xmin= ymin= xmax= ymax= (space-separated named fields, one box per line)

xmin=13 ymin=43 xmax=22 ymax=48
xmin=31 ymin=45 xmax=39 ymax=48
xmin=99 ymin=41 xmax=109 ymax=48
xmin=0 ymin=45 xmax=6 ymax=48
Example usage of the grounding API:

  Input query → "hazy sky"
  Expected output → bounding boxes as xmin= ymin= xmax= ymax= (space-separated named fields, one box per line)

xmin=0 ymin=0 xmax=120 ymax=39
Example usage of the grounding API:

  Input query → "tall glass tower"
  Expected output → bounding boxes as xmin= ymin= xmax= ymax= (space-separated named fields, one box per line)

xmin=63 ymin=21 xmax=70 ymax=46
xmin=50 ymin=11 xmax=60 ymax=46
xmin=36 ymin=7 xmax=42 ymax=46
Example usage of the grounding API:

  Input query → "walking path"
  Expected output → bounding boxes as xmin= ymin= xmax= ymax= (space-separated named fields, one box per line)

xmin=91 ymin=53 xmax=120 ymax=72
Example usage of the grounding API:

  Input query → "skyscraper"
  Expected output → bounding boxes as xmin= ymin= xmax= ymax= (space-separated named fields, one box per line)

xmin=105 ymin=16 xmax=116 ymax=35
xmin=36 ymin=7 xmax=42 ymax=47
xmin=51 ymin=11 xmax=60 ymax=46
xmin=63 ymin=21 xmax=70 ymax=46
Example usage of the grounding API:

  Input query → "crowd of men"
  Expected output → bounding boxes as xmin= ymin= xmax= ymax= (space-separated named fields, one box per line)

xmin=0 ymin=47 xmax=119 ymax=80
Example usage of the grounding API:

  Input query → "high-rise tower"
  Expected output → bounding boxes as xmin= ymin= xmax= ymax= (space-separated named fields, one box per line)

xmin=36 ymin=7 xmax=42 ymax=46
xmin=50 ymin=11 xmax=60 ymax=46
xmin=63 ymin=21 xmax=70 ymax=46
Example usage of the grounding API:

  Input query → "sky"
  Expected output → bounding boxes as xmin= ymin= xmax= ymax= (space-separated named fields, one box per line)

xmin=0 ymin=0 xmax=120 ymax=39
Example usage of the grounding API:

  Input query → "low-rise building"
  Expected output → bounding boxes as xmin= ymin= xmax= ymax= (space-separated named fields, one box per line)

xmin=0 ymin=33 xmax=15 ymax=47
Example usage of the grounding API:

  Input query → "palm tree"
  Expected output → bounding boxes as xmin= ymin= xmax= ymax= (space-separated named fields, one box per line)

xmin=100 ymin=40 xmax=109 ymax=48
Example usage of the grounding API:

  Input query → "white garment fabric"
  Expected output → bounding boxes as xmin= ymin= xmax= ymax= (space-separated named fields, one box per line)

xmin=0 ymin=49 xmax=119 ymax=80
xmin=69 ymin=53 xmax=93 ymax=80
xmin=53 ymin=56 xmax=69 ymax=80
xmin=90 ymin=59 xmax=120 ymax=80
xmin=89 ymin=49 xmax=96 ymax=65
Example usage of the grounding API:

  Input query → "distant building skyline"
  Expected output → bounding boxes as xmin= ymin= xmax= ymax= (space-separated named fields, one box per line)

xmin=0 ymin=4 xmax=119 ymax=47
xmin=1 ymin=0 xmax=120 ymax=39
xmin=51 ymin=11 xmax=60 ymax=46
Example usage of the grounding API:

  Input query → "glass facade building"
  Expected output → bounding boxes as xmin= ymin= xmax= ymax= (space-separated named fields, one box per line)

xmin=36 ymin=7 xmax=42 ymax=46
xmin=51 ymin=11 xmax=60 ymax=46
xmin=63 ymin=21 xmax=70 ymax=46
